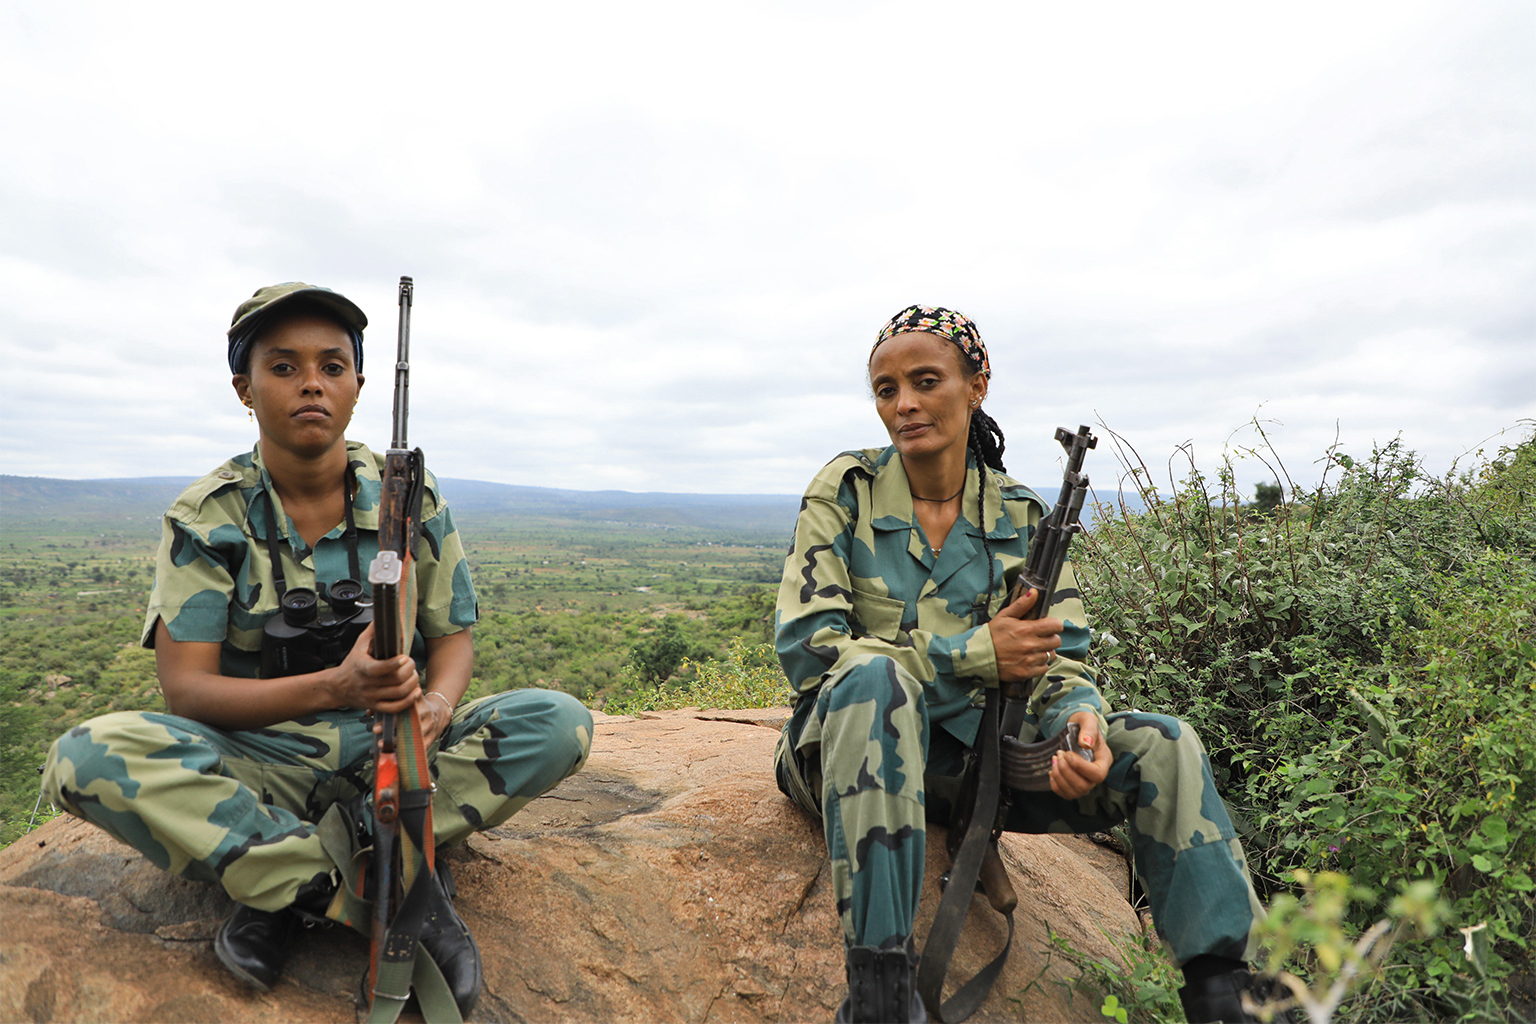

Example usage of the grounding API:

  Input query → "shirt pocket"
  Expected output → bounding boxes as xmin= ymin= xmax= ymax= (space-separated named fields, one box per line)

xmin=849 ymin=587 xmax=908 ymax=643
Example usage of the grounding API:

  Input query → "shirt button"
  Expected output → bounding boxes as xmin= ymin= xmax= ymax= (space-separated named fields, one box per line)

xmin=218 ymin=471 xmax=237 ymax=480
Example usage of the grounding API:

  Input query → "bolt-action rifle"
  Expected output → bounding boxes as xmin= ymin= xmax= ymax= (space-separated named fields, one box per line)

xmin=363 ymin=278 xmax=458 ymax=1023
xmin=916 ymin=424 xmax=1098 ymax=1023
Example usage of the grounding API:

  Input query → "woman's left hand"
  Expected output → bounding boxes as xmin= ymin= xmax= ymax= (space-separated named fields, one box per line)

xmin=365 ymin=630 xmax=472 ymax=746
xmin=368 ymin=691 xmax=453 ymax=747
xmin=1049 ymin=711 xmax=1111 ymax=800
xmin=417 ymin=692 xmax=453 ymax=748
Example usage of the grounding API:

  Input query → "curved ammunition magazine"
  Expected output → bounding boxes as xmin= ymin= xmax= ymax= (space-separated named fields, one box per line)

xmin=999 ymin=721 xmax=1094 ymax=792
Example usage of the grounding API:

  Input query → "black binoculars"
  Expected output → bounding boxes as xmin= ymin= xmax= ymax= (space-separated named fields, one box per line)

xmin=260 ymin=579 xmax=373 ymax=678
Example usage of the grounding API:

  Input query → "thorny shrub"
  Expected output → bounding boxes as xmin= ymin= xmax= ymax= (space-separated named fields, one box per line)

xmin=1074 ymin=421 xmax=1536 ymax=1023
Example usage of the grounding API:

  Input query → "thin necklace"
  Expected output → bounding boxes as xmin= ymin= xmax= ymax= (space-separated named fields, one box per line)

xmin=911 ymin=482 xmax=964 ymax=503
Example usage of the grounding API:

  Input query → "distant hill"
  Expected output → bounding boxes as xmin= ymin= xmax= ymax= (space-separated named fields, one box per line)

xmin=437 ymin=478 xmax=802 ymax=536
xmin=1 ymin=476 xmax=194 ymax=535
xmin=438 ymin=478 xmax=1142 ymax=533
xmin=0 ymin=474 xmax=1141 ymax=541
xmin=0 ymin=474 xmax=804 ymax=541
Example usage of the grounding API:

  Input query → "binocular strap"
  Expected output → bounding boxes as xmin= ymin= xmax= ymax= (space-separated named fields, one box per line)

xmin=261 ymin=463 xmax=363 ymax=603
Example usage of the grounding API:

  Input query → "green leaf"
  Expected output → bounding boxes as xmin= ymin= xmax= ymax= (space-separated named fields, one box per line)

xmin=1099 ymin=994 xmax=1124 ymax=1023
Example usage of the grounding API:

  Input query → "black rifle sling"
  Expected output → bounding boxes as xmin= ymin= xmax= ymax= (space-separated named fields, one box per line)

xmin=405 ymin=449 xmax=426 ymax=555
xmin=376 ymin=788 xmax=435 ymax=968
xmin=371 ymin=785 xmax=460 ymax=1024
xmin=916 ymin=688 xmax=1013 ymax=1022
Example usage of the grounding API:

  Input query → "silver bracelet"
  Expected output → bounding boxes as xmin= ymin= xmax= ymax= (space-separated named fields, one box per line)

xmin=425 ymin=691 xmax=454 ymax=716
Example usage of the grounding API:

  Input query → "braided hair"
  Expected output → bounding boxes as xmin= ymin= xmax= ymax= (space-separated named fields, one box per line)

xmin=968 ymin=406 xmax=1006 ymax=474
xmin=962 ymin=362 xmax=1007 ymax=622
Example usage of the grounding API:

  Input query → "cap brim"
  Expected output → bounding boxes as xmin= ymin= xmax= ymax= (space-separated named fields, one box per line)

xmin=228 ymin=287 xmax=368 ymax=339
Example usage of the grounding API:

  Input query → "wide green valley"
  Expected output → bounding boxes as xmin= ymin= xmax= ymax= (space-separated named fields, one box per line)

xmin=0 ymin=475 xmax=798 ymax=849
xmin=4 ymin=425 xmax=1533 ymax=1022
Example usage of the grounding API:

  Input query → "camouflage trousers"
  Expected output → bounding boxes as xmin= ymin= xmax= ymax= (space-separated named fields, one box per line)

xmin=773 ymin=655 xmax=1264 ymax=964
xmin=44 ymin=688 xmax=593 ymax=912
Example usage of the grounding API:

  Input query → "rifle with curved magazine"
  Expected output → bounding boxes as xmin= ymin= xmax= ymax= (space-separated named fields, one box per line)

xmin=917 ymin=424 xmax=1097 ymax=1023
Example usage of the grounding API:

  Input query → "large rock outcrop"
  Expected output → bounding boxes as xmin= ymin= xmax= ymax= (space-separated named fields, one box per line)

xmin=0 ymin=709 xmax=1142 ymax=1023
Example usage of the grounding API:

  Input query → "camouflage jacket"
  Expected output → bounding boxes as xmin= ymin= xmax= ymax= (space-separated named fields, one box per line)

xmin=141 ymin=441 xmax=478 ymax=678
xmin=774 ymin=445 xmax=1105 ymax=748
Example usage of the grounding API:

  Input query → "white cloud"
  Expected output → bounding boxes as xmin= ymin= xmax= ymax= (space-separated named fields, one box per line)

xmin=1 ymin=1 xmax=1532 ymax=499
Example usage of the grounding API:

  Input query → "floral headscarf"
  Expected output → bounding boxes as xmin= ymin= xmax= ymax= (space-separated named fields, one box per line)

xmin=872 ymin=305 xmax=990 ymax=380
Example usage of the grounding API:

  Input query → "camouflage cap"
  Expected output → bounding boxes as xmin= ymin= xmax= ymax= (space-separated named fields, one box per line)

xmin=227 ymin=282 xmax=367 ymax=374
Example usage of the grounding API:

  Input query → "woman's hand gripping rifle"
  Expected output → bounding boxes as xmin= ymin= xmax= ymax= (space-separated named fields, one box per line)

xmin=365 ymin=278 xmax=445 ymax=1022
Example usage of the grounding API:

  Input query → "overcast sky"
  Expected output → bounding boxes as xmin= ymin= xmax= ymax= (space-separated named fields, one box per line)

xmin=3 ymin=2 xmax=1532 ymax=499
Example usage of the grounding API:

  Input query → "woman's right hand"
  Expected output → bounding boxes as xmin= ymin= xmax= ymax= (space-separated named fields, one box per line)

xmin=329 ymin=622 xmax=421 ymax=714
xmin=988 ymin=587 xmax=1063 ymax=684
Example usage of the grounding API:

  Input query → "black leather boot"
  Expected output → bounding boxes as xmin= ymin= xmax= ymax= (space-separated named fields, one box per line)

xmin=215 ymin=903 xmax=297 ymax=990
xmin=835 ymin=941 xmax=927 ymax=1024
xmin=420 ymin=858 xmax=483 ymax=1017
xmin=1179 ymin=965 xmax=1290 ymax=1023
xmin=215 ymin=872 xmax=336 ymax=990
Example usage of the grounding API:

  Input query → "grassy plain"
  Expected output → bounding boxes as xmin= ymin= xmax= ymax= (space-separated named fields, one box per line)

xmin=0 ymin=494 xmax=789 ymax=846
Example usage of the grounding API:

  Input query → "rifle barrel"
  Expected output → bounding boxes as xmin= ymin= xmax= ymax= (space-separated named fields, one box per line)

xmin=391 ymin=276 xmax=413 ymax=451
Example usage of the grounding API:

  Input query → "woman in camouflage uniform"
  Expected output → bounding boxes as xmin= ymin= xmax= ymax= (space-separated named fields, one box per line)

xmin=42 ymin=283 xmax=593 ymax=1016
xmin=773 ymin=306 xmax=1273 ymax=1024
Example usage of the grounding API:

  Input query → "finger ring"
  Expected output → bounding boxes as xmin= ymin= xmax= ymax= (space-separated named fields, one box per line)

xmin=1046 ymin=651 xmax=1056 ymax=665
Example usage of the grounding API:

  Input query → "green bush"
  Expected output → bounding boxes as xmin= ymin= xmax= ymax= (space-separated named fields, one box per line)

xmin=1075 ymin=424 xmax=1536 ymax=1022
xmin=607 ymin=637 xmax=792 ymax=716
xmin=1252 ymin=870 xmax=1464 ymax=1024
xmin=628 ymin=613 xmax=699 ymax=687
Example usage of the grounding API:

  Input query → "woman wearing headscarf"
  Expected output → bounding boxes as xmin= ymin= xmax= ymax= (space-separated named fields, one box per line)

xmin=773 ymin=306 xmax=1273 ymax=1024
xmin=42 ymin=282 xmax=594 ymax=1016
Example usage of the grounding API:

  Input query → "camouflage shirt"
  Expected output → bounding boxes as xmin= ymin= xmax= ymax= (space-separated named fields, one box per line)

xmin=775 ymin=445 xmax=1105 ymax=748
xmin=141 ymin=441 xmax=478 ymax=678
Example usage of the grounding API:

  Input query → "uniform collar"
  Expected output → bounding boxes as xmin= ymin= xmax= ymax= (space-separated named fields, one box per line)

xmin=245 ymin=441 xmax=383 ymax=545
xmin=867 ymin=446 xmax=1019 ymax=541
xmin=867 ymin=446 xmax=1018 ymax=589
